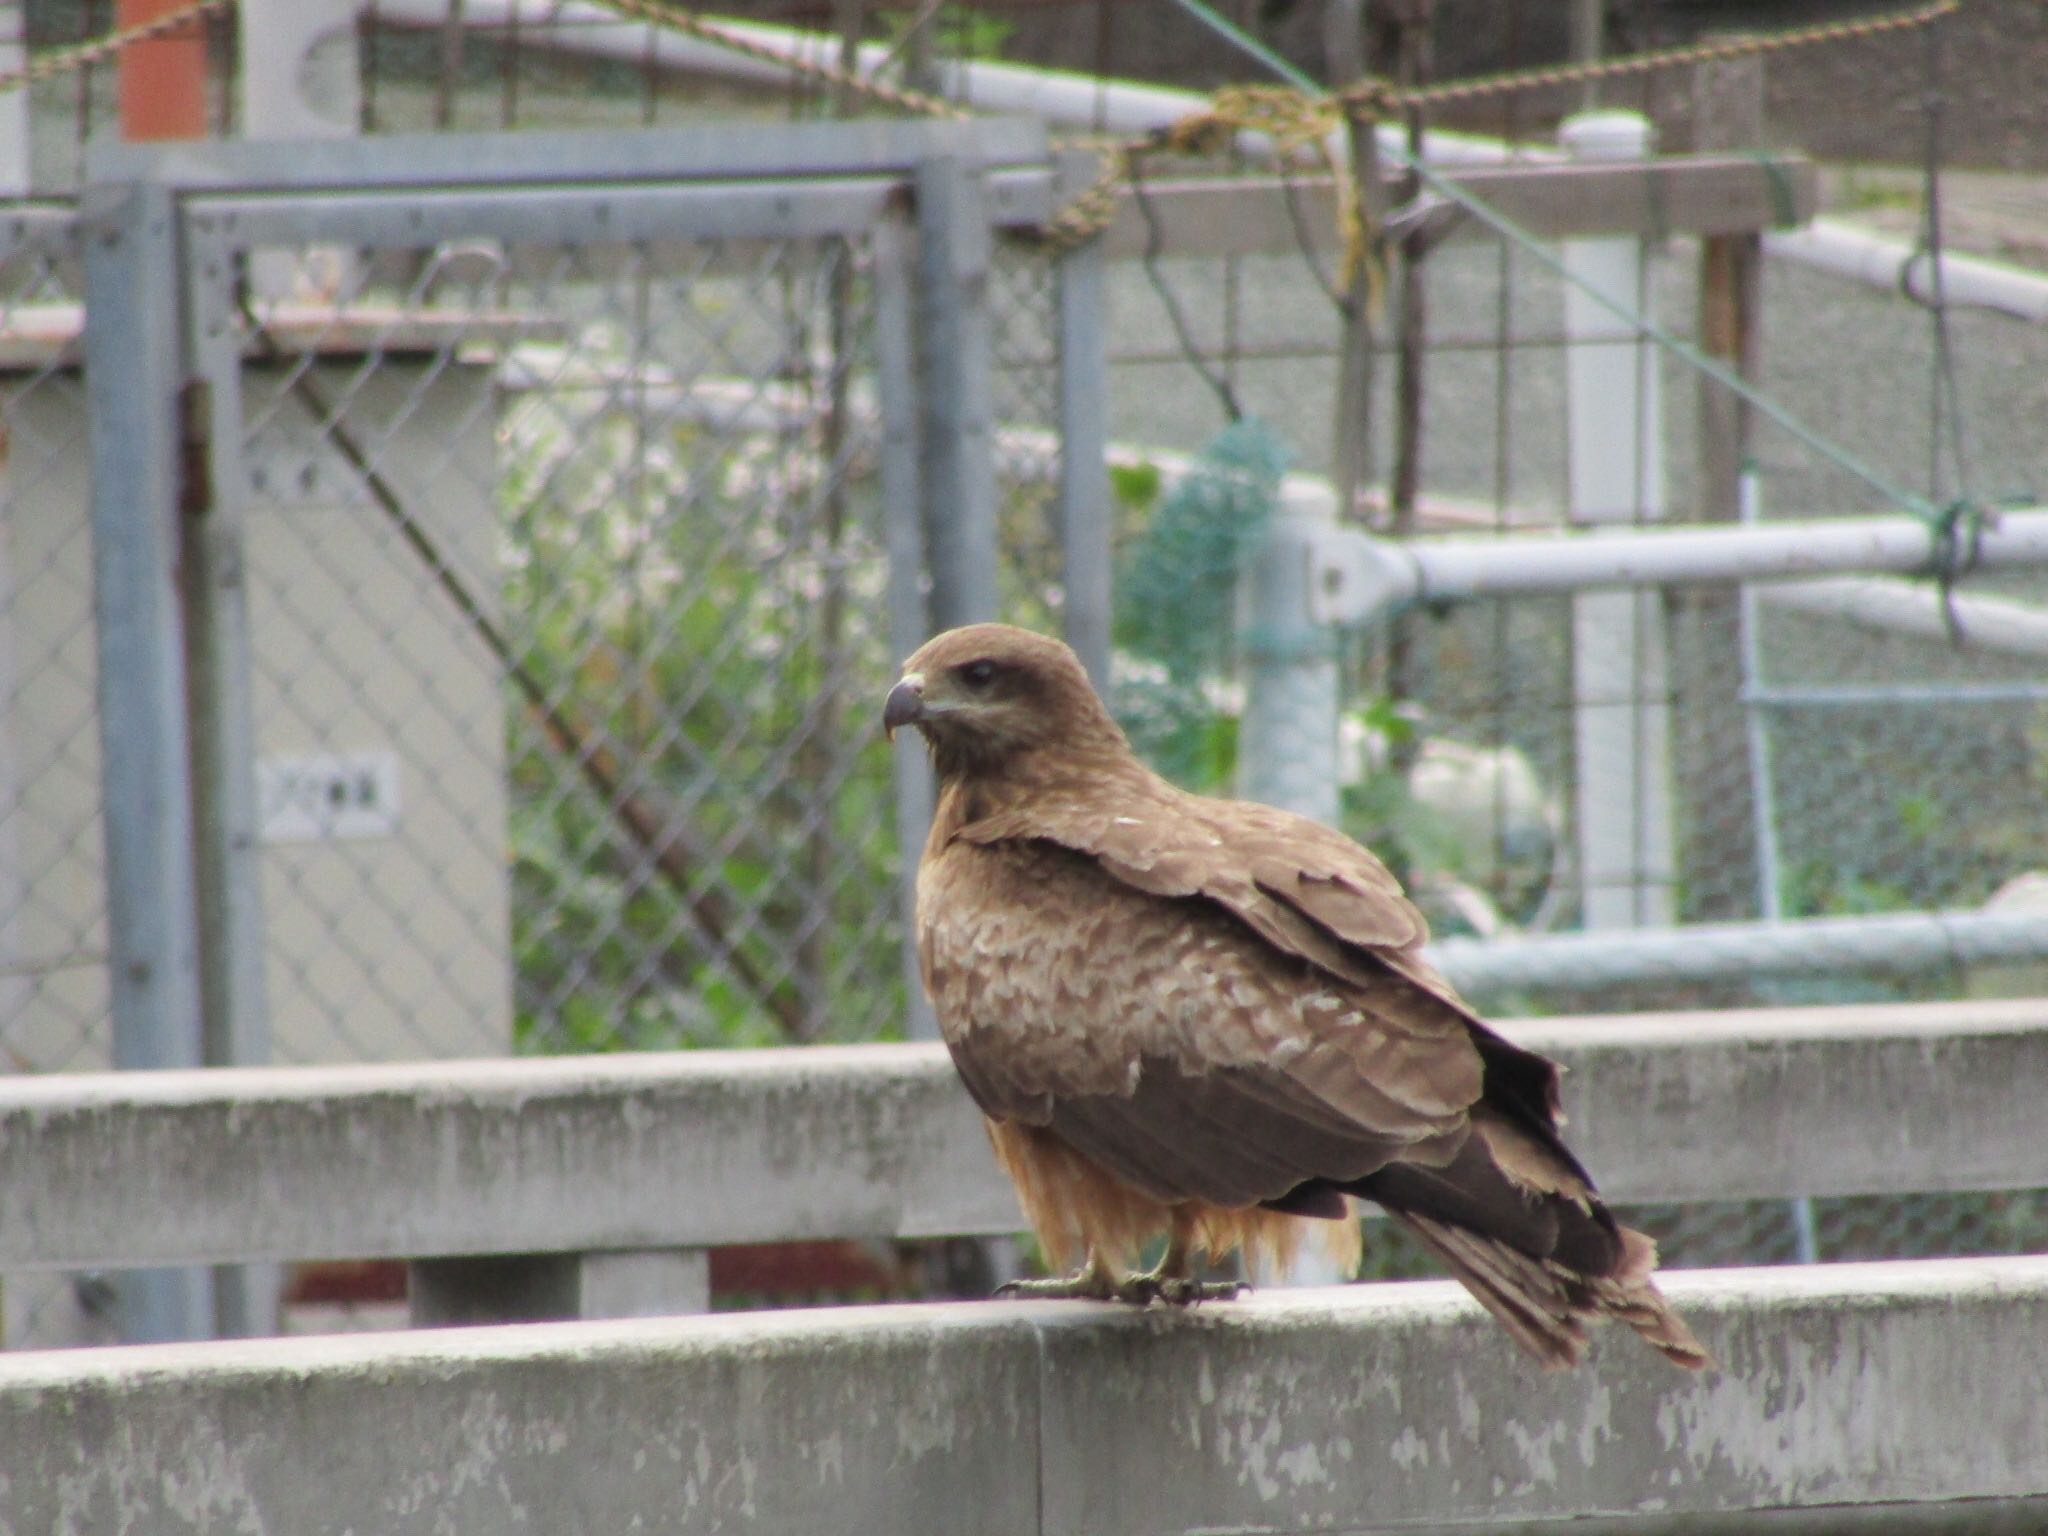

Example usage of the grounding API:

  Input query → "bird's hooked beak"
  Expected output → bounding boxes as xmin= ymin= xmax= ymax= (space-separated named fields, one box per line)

xmin=883 ymin=673 xmax=925 ymax=740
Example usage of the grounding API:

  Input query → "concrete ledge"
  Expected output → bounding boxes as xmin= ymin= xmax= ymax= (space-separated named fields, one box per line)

xmin=3 ymin=1257 xmax=2046 ymax=1534
xmin=2 ymin=998 xmax=2045 ymax=1270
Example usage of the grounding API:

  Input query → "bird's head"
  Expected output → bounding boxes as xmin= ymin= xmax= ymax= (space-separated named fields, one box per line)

xmin=885 ymin=623 xmax=1128 ymax=778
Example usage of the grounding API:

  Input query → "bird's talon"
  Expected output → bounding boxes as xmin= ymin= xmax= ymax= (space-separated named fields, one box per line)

xmin=993 ymin=1271 xmax=1117 ymax=1302
xmin=1154 ymin=1277 xmax=1249 ymax=1306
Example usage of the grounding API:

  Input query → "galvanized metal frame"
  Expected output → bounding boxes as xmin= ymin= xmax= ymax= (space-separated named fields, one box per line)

xmin=79 ymin=178 xmax=216 ymax=1344
xmin=88 ymin=117 xmax=1051 ymax=192
xmin=1052 ymin=149 xmax=1112 ymax=689
xmin=914 ymin=154 xmax=1003 ymax=629
xmin=80 ymin=117 xmax=1094 ymax=1189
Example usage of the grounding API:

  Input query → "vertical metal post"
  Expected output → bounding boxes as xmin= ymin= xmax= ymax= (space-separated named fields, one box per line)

xmin=180 ymin=413 xmax=270 ymax=1071
xmin=82 ymin=176 xmax=214 ymax=1342
xmin=875 ymin=209 xmax=938 ymax=1042
xmin=1560 ymin=111 xmax=1675 ymax=931
xmin=915 ymin=154 xmax=1001 ymax=629
xmin=183 ymin=237 xmax=277 ymax=1333
xmin=1053 ymin=150 xmax=1113 ymax=690
xmin=1238 ymin=483 xmax=1342 ymax=829
xmin=1733 ymin=467 xmax=1818 ymax=1264
xmin=1243 ymin=478 xmax=1356 ymax=1285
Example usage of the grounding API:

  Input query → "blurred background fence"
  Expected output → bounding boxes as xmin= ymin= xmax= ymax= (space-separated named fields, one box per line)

xmin=3 ymin=0 xmax=2047 ymax=1343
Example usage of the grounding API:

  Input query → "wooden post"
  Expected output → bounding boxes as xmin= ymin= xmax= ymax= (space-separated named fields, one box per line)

xmin=1694 ymin=49 xmax=1765 ymax=526
xmin=1673 ymin=45 xmax=1766 ymax=922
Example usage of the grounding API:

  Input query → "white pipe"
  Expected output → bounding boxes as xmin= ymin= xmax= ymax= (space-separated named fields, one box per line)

xmin=1764 ymin=217 xmax=2048 ymax=324
xmin=1761 ymin=576 xmax=2048 ymax=661
xmin=1431 ymin=909 xmax=2048 ymax=995
xmin=1383 ymin=509 xmax=2048 ymax=608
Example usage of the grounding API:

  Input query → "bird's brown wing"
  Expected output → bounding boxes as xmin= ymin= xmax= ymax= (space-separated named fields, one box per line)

xmin=952 ymin=780 xmax=1567 ymax=1131
xmin=918 ymin=830 xmax=1477 ymax=1210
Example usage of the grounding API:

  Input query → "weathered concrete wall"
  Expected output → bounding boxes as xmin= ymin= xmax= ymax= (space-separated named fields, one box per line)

xmin=1 ymin=998 xmax=2044 ymax=1271
xmin=2 ymin=1258 xmax=2047 ymax=1534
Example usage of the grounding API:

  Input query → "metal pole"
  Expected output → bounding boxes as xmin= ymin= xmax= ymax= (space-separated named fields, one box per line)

xmin=82 ymin=176 xmax=214 ymax=1342
xmin=1734 ymin=468 xmax=1817 ymax=1265
xmin=1238 ymin=478 xmax=1347 ymax=1290
xmin=1363 ymin=508 xmax=2048 ymax=606
xmin=875 ymin=209 xmax=938 ymax=1042
xmin=915 ymin=154 xmax=1001 ymax=629
xmin=182 ymin=265 xmax=277 ymax=1334
xmin=1053 ymin=149 xmax=1113 ymax=691
xmin=1238 ymin=485 xmax=1343 ymax=836
xmin=1430 ymin=908 xmax=2048 ymax=997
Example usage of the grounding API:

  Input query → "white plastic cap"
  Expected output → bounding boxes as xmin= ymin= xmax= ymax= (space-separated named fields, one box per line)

xmin=1558 ymin=110 xmax=1654 ymax=161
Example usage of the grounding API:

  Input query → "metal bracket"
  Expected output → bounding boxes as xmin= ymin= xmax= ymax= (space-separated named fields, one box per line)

xmin=1301 ymin=523 xmax=1420 ymax=627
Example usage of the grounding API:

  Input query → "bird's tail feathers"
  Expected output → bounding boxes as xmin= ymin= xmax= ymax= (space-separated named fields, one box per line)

xmin=1393 ymin=1211 xmax=1712 ymax=1371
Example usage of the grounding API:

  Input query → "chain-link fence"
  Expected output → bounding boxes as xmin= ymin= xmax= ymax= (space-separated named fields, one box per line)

xmin=0 ymin=121 xmax=1084 ymax=1344
xmin=0 ymin=209 xmax=110 ymax=1076
xmin=227 ymin=231 xmax=905 ymax=1061
xmin=7 ymin=1 xmax=2048 ymax=1339
xmin=132 ymin=125 xmax=1068 ymax=1070
xmin=1046 ymin=109 xmax=2048 ymax=1275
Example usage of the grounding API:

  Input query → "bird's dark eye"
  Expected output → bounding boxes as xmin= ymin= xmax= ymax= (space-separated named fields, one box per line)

xmin=958 ymin=659 xmax=998 ymax=689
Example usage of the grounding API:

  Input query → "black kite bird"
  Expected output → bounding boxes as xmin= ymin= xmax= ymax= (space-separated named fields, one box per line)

xmin=886 ymin=622 xmax=1707 ymax=1371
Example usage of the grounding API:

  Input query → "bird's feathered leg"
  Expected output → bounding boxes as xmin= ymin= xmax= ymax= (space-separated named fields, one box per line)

xmin=995 ymin=1248 xmax=1120 ymax=1301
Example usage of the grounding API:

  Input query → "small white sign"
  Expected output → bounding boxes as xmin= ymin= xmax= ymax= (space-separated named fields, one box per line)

xmin=258 ymin=752 xmax=401 ymax=843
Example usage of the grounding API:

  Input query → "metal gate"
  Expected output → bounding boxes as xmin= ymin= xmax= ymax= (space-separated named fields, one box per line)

xmin=79 ymin=116 xmax=1097 ymax=1077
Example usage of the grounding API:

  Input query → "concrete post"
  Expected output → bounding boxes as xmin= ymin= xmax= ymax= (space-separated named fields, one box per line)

xmin=1560 ymin=111 xmax=1676 ymax=931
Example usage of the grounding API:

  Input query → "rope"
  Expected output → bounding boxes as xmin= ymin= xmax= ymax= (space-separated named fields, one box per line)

xmin=1053 ymin=0 xmax=1963 ymax=254
xmin=573 ymin=0 xmax=1961 ymax=266
xmin=575 ymin=0 xmax=1964 ymax=527
xmin=0 ymin=0 xmax=234 ymax=99
xmin=1343 ymin=0 xmax=1963 ymax=114
xmin=16 ymin=0 xmax=1968 ymax=536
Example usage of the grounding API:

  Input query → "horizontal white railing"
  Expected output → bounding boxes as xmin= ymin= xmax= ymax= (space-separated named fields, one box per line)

xmin=4 ymin=1257 xmax=2047 ymax=1533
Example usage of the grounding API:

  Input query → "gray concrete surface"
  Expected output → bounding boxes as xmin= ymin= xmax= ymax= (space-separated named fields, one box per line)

xmin=0 ymin=998 xmax=2044 ymax=1273
xmin=2 ymin=1256 xmax=2047 ymax=1534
